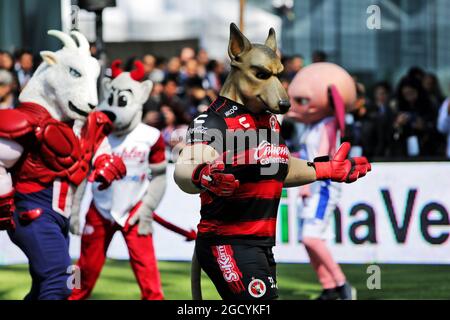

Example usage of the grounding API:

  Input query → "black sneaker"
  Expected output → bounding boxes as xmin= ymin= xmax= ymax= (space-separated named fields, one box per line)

xmin=316 ymin=288 xmax=339 ymax=300
xmin=336 ymin=282 xmax=357 ymax=300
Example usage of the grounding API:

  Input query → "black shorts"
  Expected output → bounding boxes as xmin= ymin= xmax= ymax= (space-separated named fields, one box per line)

xmin=195 ymin=240 xmax=278 ymax=300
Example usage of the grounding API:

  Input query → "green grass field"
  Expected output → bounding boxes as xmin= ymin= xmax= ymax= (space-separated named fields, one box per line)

xmin=0 ymin=260 xmax=449 ymax=300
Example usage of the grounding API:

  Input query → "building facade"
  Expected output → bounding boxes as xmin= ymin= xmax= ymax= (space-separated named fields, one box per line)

xmin=279 ymin=0 xmax=450 ymax=88
xmin=0 ymin=0 xmax=62 ymax=53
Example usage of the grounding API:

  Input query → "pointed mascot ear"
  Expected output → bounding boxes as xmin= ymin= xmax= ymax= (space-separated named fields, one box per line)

xmin=265 ymin=28 xmax=277 ymax=52
xmin=228 ymin=23 xmax=252 ymax=60
xmin=139 ymin=80 xmax=153 ymax=104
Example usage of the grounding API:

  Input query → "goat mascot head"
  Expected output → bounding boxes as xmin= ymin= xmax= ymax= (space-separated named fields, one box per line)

xmin=19 ymin=30 xmax=100 ymax=122
xmin=98 ymin=60 xmax=153 ymax=136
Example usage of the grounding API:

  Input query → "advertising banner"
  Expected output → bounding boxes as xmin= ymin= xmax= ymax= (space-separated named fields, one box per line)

xmin=1 ymin=163 xmax=449 ymax=265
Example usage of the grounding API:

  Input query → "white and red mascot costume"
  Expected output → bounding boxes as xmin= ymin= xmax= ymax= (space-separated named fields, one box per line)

xmin=69 ymin=60 xmax=166 ymax=300
xmin=287 ymin=62 xmax=358 ymax=300
xmin=0 ymin=30 xmax=126 ymax=300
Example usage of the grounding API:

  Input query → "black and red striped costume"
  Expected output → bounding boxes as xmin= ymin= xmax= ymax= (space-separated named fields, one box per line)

xmin=187 ymin=96 xmax=288 ymax=300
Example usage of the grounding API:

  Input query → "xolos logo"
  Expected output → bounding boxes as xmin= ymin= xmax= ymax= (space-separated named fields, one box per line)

xmin=248 ymin=279 xmax=266 ymax=298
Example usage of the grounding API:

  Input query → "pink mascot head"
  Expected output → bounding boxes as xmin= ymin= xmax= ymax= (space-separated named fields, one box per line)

xmin=287 ymin=62 xmax=356 ymax=135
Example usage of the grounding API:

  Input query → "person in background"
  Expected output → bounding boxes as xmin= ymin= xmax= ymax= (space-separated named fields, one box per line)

xmin=0 ymin=50 xmax=15 ymax=71
xmin=407 ymin=66 xmax=426 ymax=83
xmin=142 ymin=54 xmax=164 ymax=84
xmin=143 ymin=76 xmax=189 ymax=129
xmin=181 ymin=59 xmax=203 ymax=82
xmin=142 ymin=98 xmax=164 ymax=130
xmin=390 ymin=76 xmax=436 ymax=157
xmin=160 ymin=76 xmax=186 ymax=113
xmin=286 ymin=54 xmax=304 ymax=80
xmin=423 ymin=73 xmax=445 ymax=110
xmin=422 ymin=73 xmax=447 ymax=156
xmin=344 ymin=82 xmax=367 ymax=155
xmin=279 ymin=74 xmax=291 ymax=92
xmin=142 ymin=54 xmax=156 ymax=78
xmin=0 ymin=70 xmax=18 ymax=109
xmin=196 ymin=48 xmax=209 ymax=78
xmin=312 ymin=50 xmax=328 ymax=63
xmin=359 ymin=82 xmax=395 ymax=159
xmin=89 ymin=43 xmax=98 ymax=58
xmin=165 ymin=57 xmax=182 ymax=83
xmin=437 ymin=97 xmax=450 ymax=158
xmin=179 ymin=46 xmax=196 ymax=66
xmin=180 ymin=58 xmax=207 ymax=97
xmin=15 ymin=49 xmax=34 ymax=90
xmin=206 ymin=59 xmax=226 ymax=92
xmin=149 ymin=72 xmax=165 ymax=99
xmin=0 ymin=51 xmax=19 ymax=96
xmin=183 ymin=77 xmax=211 ymax=118
xmin=160 ymin=100 xmax=190 ymax=161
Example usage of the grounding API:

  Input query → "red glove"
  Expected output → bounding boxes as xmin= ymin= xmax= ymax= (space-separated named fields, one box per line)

xmin=0 ymin=190 xmax=15 ymax=230
xmin=312 ymin=142 xmax=371 ymax=183
xmin=89 ymin=154 xmax=127 ymax=190
xmin=192 ymin=161 xmax=239 ymax=197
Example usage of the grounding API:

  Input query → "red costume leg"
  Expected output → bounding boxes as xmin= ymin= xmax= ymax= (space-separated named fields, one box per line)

xmin=69 ymin=204 xmax=116 ymax=300
xmin=122 ymin=220 xmax=164 ymax=300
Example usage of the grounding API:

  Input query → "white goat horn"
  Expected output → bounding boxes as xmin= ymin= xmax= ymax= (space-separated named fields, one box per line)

xmin=71 ymin=31 xmax=90 ymax=52
xmin=48 ymin=30 xmax=77 ymax=50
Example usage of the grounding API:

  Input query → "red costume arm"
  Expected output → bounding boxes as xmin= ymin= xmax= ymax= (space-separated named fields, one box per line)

xmin=67 ymin=111 xmax=114 ymax=186
xmin=313 ymin=142 xmax=371 ymax=183
xmin=0 ymin=189 xmax=15 ymax=230
xmin=0 ymin=109 xmax=34 ymax=140
xmin=0 ymin=109 xmax=32 ymax=230
xmin=89 ymin=154 xmax=126 ymax=190
xmin=81 ymin=111 xmax=113 ymax=152
xmin=149 ymin=134 xmax=166 ymax=165
xmin=83 ymin=112 xmax=126 ymax=189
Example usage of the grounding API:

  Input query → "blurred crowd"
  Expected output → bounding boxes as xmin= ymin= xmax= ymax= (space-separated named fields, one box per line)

xmin=2 ymin=46 xmax=450 ymax=161
xmin=346 ymin=67 xmax=448 ymax=160
xmin=0 ymin=49 xmax=33 ymax=109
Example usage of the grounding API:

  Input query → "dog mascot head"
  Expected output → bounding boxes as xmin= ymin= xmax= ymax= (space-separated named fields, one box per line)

xmin=19 ymin=30 xmax=100 ymax=122
xmin=221 ymin=23 xmax=290 ymax=115
xmin=98 ymin=60 xmax=153 ymax=136
xmin=287 ymin=62 xmax=356 ymax=135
